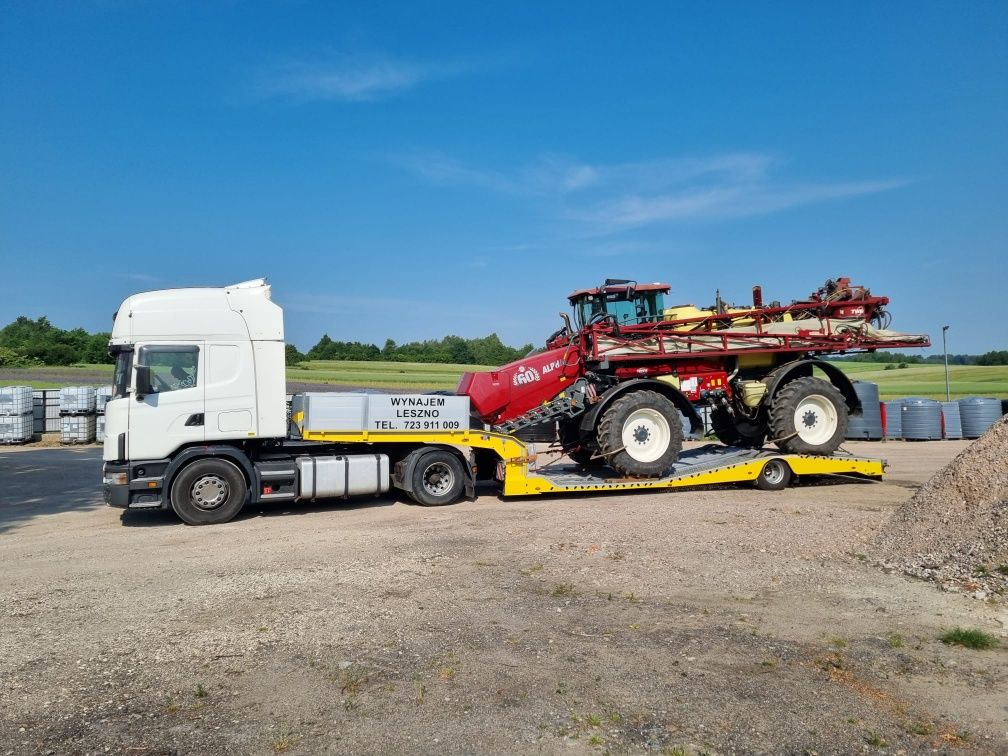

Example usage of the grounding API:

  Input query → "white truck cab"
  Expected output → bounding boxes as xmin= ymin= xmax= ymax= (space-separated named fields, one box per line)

xmin=103 ymin=280 xmax=294 ymax=519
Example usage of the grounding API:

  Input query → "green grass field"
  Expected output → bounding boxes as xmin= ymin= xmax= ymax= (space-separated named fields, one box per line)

xmin=3 ymin=358 xmax=1007 ymax=399
xmin=828 ymin=362 xmax=1008 ymax=400
xmin=286 ymin=359 xmax=491 ymax=389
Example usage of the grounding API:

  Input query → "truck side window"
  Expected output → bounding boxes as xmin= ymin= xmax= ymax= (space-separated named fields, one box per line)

xmin=138 ymin=346 xmax=199 ymax=393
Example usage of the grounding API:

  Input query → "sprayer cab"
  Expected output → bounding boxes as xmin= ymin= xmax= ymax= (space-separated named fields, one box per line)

xmin=567 ymin=280 xmax=670 ymax=330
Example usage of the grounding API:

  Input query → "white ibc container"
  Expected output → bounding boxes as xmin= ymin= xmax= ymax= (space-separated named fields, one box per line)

xmin=41 ymin=391 xmax=61 ymax=431
xmin=61 ymin=414 xmax=97 ymax=444
xmin=60 ymin=386 xmax=96 ymax=415
xmin=0 ymin=385 xmax=33 ymax=416
xmin=95 ymin=385 xmax=114 ymax=414
xmin=33 ymin=392 xmax=45 ymax=434
xmin=96 ymin=414 xmax=106 ymax=443
xmin=0 ymin=414 xmax=34 ymax=444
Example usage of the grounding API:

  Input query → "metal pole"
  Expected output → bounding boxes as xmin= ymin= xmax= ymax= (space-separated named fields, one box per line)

xmin=942 ymin=325 xmax=950 ymax=402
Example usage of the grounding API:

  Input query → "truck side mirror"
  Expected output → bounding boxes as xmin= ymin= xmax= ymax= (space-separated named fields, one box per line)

xmin=135 ymin=365 xmax=152 ymax=398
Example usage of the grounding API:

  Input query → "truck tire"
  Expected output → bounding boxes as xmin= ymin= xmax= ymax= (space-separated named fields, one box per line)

xmin=754 ymin=458 xmax=792 ymax=491
xmin=769 ymin=376 xmax=848 ymax=456
xmin=710 ymin=407 xmax=767 ymax=448
xmin=170 ymin=458 xmax=248 ymax=525
xmin=409 ymin=450 xmax=466 ymax=506
xmin=597 ymin=390 xmax=683 ymax=477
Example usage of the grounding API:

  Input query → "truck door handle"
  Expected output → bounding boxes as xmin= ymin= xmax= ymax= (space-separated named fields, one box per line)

xmin=185 ymin=413 xmax=204 ymax=427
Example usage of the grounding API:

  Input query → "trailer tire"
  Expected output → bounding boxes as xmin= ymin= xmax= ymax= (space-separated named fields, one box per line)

xmin=597 ymin=390 xmax=683 ymax=477
xmin=409 ymin=450 xmax=466 ymax=506
xmin=170 ymin=458 xmax=248 ymax=525
xmin=769 ymin=376 xmax=848 ymax=455
xmin=754 ymin=458 xmax=792 ymax=491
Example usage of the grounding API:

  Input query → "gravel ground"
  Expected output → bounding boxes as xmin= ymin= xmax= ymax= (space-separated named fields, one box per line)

xmin=875 ymin=418 xmax=1008 ymax=598
xmin=1 ymin=441 xmax=1006 ymax=754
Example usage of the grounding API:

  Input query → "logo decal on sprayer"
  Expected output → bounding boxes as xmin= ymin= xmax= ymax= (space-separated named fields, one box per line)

xmin=513 ymin=366 xmax=541 ymax=386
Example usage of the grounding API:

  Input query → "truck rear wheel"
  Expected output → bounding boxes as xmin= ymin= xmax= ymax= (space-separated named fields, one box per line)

xmin=170 ymin=458 xmax=248 ymax=525
xmin=769 ymin=377 xmax=848 ymax=455
xmin=409 ymin=450 xmax=466 ymax=506
xmin=597 ymin=390 xmax=683 ymax=477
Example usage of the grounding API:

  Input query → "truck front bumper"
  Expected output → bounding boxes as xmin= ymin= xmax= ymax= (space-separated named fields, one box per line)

xmin=102 ymin=460 xmax=169 ymax=509
xmin=103 ymin=463 xmax=131 ymax=508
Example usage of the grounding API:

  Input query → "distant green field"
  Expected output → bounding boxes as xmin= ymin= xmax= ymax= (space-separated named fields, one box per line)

xmin=4 ymin=359 xmax=1007 ymax=399
xmin=827 ymin=362 xmax=1008 ymax=400
xmin=287 ymin=359 xmax=490 ymax=390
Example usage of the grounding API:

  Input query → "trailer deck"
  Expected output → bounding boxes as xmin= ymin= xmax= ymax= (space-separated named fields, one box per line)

xmin=299 ymin=428 xmax=885 ymax=498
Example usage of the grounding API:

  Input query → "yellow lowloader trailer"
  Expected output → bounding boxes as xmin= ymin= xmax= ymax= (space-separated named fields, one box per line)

xmin=298 ymin=426 xmax=885 ymax=502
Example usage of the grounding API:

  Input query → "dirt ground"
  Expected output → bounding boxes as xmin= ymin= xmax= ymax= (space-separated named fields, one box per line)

xmin=1 ymin=441 xmax=1006 ymax=754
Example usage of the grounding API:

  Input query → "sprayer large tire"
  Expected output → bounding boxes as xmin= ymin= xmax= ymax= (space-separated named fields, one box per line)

xmin=558 ymin=419 xmax=597 ymax=467
xmin=597 ymin=390 xmax=683 ymax=477
xmin=769 ymin=377 xmax=848 ymax=455
xmin=710 ymin=407 xmax=767 ymax=449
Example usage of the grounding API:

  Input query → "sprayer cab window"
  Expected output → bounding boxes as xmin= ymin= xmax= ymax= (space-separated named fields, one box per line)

xmin=138 ymin=346 xmax=199 ymax=393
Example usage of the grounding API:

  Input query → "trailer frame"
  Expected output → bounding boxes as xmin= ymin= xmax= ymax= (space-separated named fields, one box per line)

xmin=298 ymin=428 xmax=886 ymax=498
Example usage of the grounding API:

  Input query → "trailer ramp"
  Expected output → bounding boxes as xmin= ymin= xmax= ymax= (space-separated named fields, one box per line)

xmin=505 ymin=444 xmax=885 ymax=496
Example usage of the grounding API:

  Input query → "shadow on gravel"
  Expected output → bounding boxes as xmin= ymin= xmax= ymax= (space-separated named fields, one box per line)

xmin=0 ymin=448 xmax=105 ymax=533
xmin=119 ymin=493 xmax=400 ymax=527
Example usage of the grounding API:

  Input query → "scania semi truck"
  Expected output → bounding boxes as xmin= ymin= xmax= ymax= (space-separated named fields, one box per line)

xmin=102 ymin=279 xmax=887 ymax=525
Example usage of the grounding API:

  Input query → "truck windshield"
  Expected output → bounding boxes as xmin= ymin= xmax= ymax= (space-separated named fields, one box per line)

xmin=112 ymin=350 xmax=133 ymax=399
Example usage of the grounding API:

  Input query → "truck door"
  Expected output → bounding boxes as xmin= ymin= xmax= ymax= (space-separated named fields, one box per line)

xmin=204 ymin=341 xmax=258 ymax=442
xmin=128 ymin=343 xmax=205 ymax=460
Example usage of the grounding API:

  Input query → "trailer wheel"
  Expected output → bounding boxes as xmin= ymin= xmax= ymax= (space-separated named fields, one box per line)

xmin=597 ymin=390 xmax=683 ymax=477
xmin=170 ymin=458 xmax=248 ymax=525
xmin=410 ymin=450 xmax=466 ymax=506
xmin=769 ymin=376 xmax=848 ymax=455
xmin=754 ymin=458 xmax=792 ymax=491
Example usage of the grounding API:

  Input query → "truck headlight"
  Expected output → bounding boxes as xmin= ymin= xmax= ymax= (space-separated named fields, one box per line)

xmin=104 ymin=472 xmax=128 ymax=486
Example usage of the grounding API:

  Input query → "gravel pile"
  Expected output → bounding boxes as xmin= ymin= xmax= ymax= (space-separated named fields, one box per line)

xmin=875 ymin=416 xmax=1008 ymax=598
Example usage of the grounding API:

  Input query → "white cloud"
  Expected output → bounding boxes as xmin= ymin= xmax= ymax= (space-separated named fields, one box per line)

xmin=397 ymin=151 xmax=911 ymax=232
xmin=123 ymin=272 xmax=160 ymax=283
xmin=253 ymin=55 xmax=462 ymax=103
xmin=399 ymin=153 xmax=601 ymax=195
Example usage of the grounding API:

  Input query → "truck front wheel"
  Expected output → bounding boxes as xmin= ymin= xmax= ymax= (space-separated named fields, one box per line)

xmin=597 ymin=390 xmax=683 ymax=477
xmin=170 ymin=458 xmax=248 ymax=525
xmin=769 ymin=377 xmax=848 ymax=456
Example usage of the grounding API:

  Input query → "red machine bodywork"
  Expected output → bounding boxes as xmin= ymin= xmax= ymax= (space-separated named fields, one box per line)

xmin=458 ymin=277 xmax=930 ymax=426
xmin=457 ymin=345 xmax=584 ymax=425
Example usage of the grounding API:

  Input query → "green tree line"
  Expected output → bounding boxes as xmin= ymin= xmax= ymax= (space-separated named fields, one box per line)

xmin=0 ymin=316 xmax=112 ymax=366
xmin=0 ymin=315 xmax=534 ymax=367
xmin=295 ymin=333 xmax=534 ymax=365
xmin=827 ymin=350 xmax=1008 ymax=366
xmin=4 ymin=315 xmax=1005 ymax=368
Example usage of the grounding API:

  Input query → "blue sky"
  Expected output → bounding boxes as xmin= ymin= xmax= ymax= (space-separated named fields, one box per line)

xmin=1 ymin=2 xmax=1005 ymax=354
